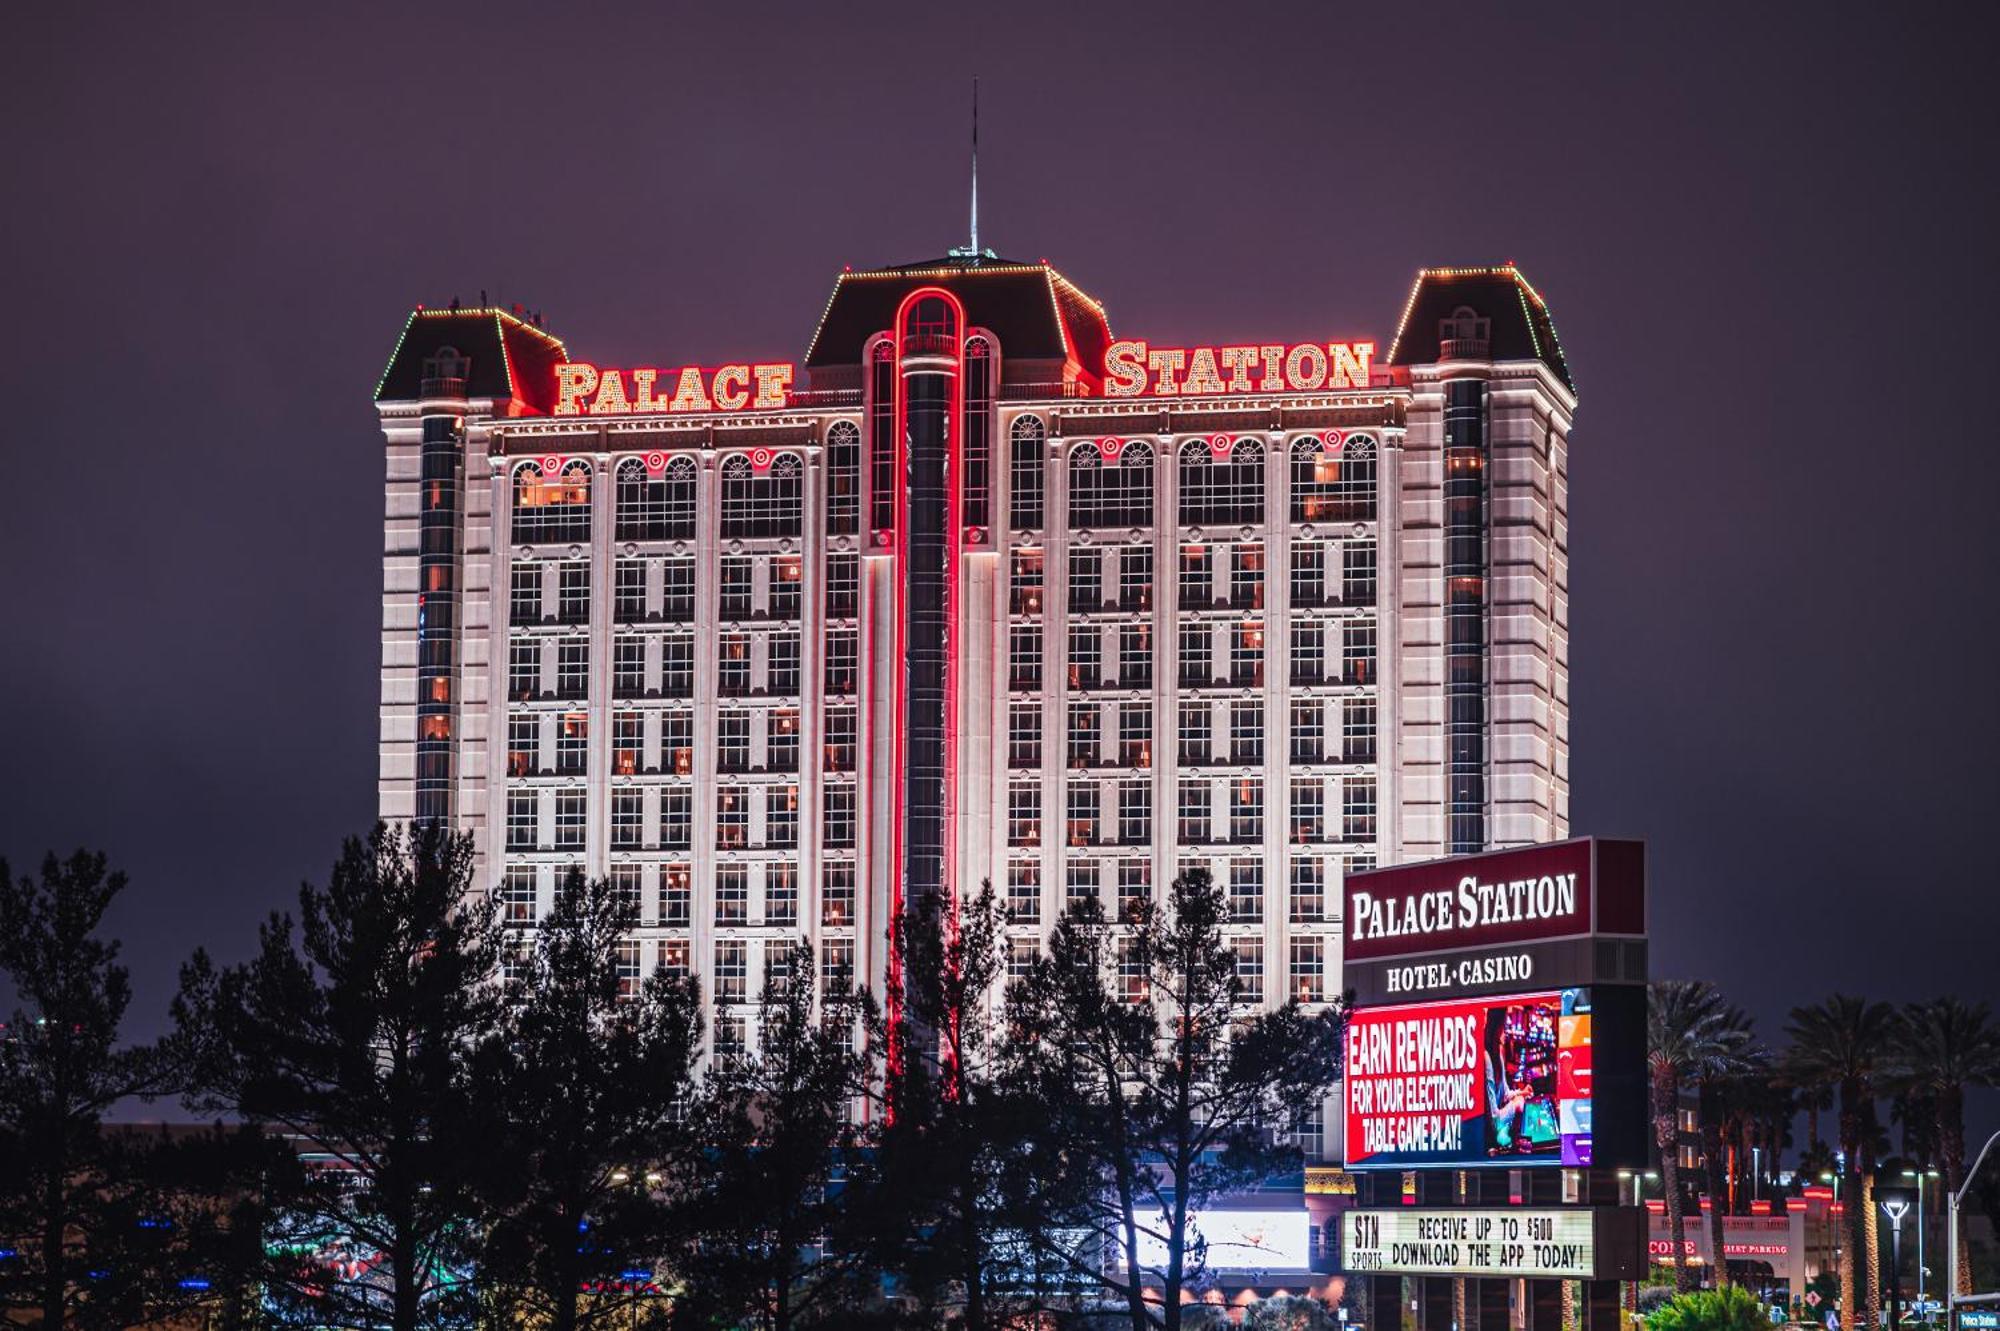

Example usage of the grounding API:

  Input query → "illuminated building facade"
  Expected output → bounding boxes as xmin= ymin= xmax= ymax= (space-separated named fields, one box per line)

xmin=372 ymin=256 xmax=1576 ymax=1155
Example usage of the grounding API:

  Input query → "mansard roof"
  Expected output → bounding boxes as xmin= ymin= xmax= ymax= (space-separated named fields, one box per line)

xmin=1385 ymin=265 xmax=1572 ymax=392
xmin=374 ymin=307 xmax=569 ymax=412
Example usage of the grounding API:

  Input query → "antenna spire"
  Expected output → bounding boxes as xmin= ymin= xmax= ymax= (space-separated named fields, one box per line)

xmin=969 ymin=77 xmax=979 ymax=256
xmin=951 ymin=78 xmax=993 ymax=262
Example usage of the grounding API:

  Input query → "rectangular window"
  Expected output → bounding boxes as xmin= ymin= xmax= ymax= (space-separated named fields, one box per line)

xmin=823 ymin=784 xmax=856 ymax=848
xmin=1068 ymin=548 xmax=1101 ymax=610
xmin=1116 ymin=857 xmax=1151 ymax=919
xmin=1342 ymin=539 xmax=1377 ymax=605
xmin=1067 ymin=626 xmax=1102 ymax=690
xmin=764 ymin=863 xmax=798 ymax=927
xmin=611 ymin=864 xmax=643 ymax=921
xmin=822 ymin=862 xmax=856 ymax=926
xmin=824 ymin=707 xmax=857 ymax=773
xmin=658 ymin=864 xmax=692 ymax=926
xmin=1008 ymin=703 xmax=1042 ymax=769
xmin=768 ymin=632 xmax=802 ymax=694
xmin=1229 ymin=700 xmax=1263 ymax=765
xmin=719 ymin=556 xmax=752 ymax=620
xmin=1117 ymin=937 xmax=1147 ymax=1004
xmin=661 ymin=634 xmax=694 ymax=697
xmin=1290 ymin=778 xmax=1324 ymax=844
xmin=1290 ymin=856 xmax=1325 ymax=922
xmin=715 ymin=940 xmax=747 ymax=1003
xmin=1066 ymin=860 xmax=1099 ymax=913
xmin=1228 ymin=858 xmax=1262 ymax=922
xmin=1178 ymin=778 xmax=1211 ymax=844
xmin=509 ymin=637 xmax=541 ymax=700
xmin=716 ymin=786 xmax=749 ymax=849
xmin=612 ymin=710 xmax=642 ymax=776
xmin=1009 ymin=937 xmax=1038 ymax=980
xmin=554 ymin=792 xmax=586 ymax=849
xmin=1118 ymin=702 xmax=1152 ymax=768
xmin=614 ymin=558 xmax=648 ymax=623
xmin=557 ymin=562 xmax=590 ymax=625
xmin=718 ymin=632 xmax=751 ymax=695
xmin=1291 ymin=620 xmax=1324 ymax=686
xmin=1010 ymin=550 xmax=1044 ymax=615
xmin=825 ymin=629 xmax=858 ymax=694
xmin=500 ymin=866 xmax=537 ymax=925
xmin=1118 ymin=778 xmax=1151 ymax=845
xmin=1178 ymin=624 xmax=1211 ymax=687
xmin=1343 ymin=775 xmax=1378 ymax=843
xmin=659 ymin=789 xmax=692 ymax=850
xmin=1178 ymin=701 xmax=1211 ymax=766
xmin=769 ymin=708 xmax=801 ymax=772
xmin=659 ymin=934 xmax=690 ymax=978
xmin=556 ymin=712 xmax=587 ymax=775
xmin=770 ymin=555 xmax=803 ymax=619
xmin=1067 ymin=702 xmax=1100 ymax=769
xmin=1230 ymin=777 xmax=1263 ymax=843
xmin=1232 ymin=937 xmax=1264 ymax=1005
xmin=1010 ymin=626 xmax=1042 ymax=690
xmin=556 ymin=638 xmax=589 ymax=700
xmin=715 ymin=865 xmax=748 ymax=926
xmin=1342 ymin=697 xmax=1377 ymax=763
xmin=1066 ymin=781 xmax=1100 ymax=847
xmin=1179 ymin=544 xmax=1211 ymax=607
xmin=1008 ymin=781 xmax=1041 ymax=847
xmin=615 ymin=940 xmax=641 ymax=999
xmin=662 ymin=710 xmax=693 ymax=776
xmin=1290 ymin=541 xmax=1325 ymax=607
xmin=1290 ymin=701 xmax=1324 ymax=763
xmin=824 ymin=937 xmax=855 ymax=995
xmin=611 ymin=791 xmax=643 ymax=849
xmin=1119 ymin=545 xmax=1153 ymax=611
xmin=1342 ymin=620 xmax=1376 ymax=685
xmin=718 ymin=710 xmax=751 ymax=773
xmin=1231 ymin=621 xmax=1265 ymax=686
xmin=1290 ymin=938 xmax=1323 ymax=1003
xmin=767 ymin=785 xmax=799 ymax=848
xmin=613 ymin=634 xmax=646 ymax=698
xmin=661 ymin=558 xmax=695 ymax=621
xmin=1118 ymin=623 xmax=1153 ymax=688
xmin=1006 ymin=859 xmax=1041 ymax=923
xmin=1230 ymin=543 xmax=1264 ymax=609
xmin=511 ymin=563 xmax=543 ymax=624
xmin=508 ymin=712 xmax=538 ymax=777
xmin=825 ymin=554 xmax=859 ymax=620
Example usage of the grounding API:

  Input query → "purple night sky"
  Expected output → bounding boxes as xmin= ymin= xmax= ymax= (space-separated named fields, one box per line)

xmin=5 ymin=3 xmax=1996 ymax=1131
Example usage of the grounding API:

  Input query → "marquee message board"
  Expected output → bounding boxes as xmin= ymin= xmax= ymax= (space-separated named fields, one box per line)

xmin=1343 ymin=838 xmax=1644 ymax=964
xmin=1342 ymin=1208 xmax=1645 ymax=1281
xmin=1345 ymin=988 xmax=1598 ymax=1169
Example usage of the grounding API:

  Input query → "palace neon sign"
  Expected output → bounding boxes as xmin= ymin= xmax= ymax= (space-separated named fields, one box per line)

xmin=1103 ymin=339 xmax=1375 ymax=397
xmin=553 ymin=362 xmax=795 ymax=416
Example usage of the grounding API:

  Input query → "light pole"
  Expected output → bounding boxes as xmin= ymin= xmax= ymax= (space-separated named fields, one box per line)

xmin=1882 ymin=1197 xmax=1910 ymax=1330
xmin=1950 ymin=1131 xmax=2000 ymax=1328
xmin=1905 ymin=1168 xmax=1938 ymax=1318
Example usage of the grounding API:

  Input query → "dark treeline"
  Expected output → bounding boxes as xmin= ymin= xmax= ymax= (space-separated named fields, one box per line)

xmin=1645 ymin=979 xmax=2000 ymax=1329
xmin=0 ymin=826 xmax=1345 ymax=1331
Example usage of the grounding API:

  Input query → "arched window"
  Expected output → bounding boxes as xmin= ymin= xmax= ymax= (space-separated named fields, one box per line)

xmin=1333 ymin=436 xmax=1376 ymax=521
xmin=826 ymin=421 xmax=861 ymax=535
xmin=720 ymin=452 xmax=804 ymax=540
xmin=963 ymin=336 xmax=994 ymax=527
xmin=1068 ymin=440 xmax=1155 ymax=529
xmin=1009 ymin=415 xmax=1045 ymax=530
xmin=1178 ymin=438 xmax=1263 ymax=527
xmin=616 ymin=455 xmax=698 ymax=542
xmin=513 ymin=459 xmax=592 ymax=545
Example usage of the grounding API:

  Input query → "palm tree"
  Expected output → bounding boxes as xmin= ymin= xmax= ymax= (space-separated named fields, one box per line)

xmin=1895 ymin=997 xmax=2000 ymax=1295
xmin=1785 ymin=996 xmax=1902 ymax=1331
xmin=1650 ymin=980 xmax=1754 ymax=1293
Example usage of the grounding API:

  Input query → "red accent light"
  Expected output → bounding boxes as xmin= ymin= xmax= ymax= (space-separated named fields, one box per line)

xmin=540 ymin=454 xmax=562 ymax=476
xmin=1208 ymin=433 xmax=1232 ymax=460
xmin=1750 ymin=1200 xmax=1772 ymax=1215
xmin=643 ymin=450 xmax=668 ymax=477
xmin=1322 ymin=430 xmax=1346 ymax=454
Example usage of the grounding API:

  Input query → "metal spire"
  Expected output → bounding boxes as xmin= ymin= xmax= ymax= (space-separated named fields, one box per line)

xmin=951 ymin=78 xmax=993 ymax=261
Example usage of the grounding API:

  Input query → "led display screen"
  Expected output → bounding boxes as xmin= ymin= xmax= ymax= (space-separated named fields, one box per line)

xmin=1344 ymin=987 xmax=1596 ymax=1170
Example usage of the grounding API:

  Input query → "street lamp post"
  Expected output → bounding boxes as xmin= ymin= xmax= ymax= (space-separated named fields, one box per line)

xmin=1905 ymin=1168 xmax=1938 ymax=1318
xmin=1883 ymin=1198 xmax=1910 ymax=1331
xmin=1950 ymin=1131 xmax=2000 ymax=1328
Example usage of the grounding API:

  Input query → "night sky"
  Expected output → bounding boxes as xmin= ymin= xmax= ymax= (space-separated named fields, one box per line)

xmin=5 ymin=4 xmax=1996 ymax=1137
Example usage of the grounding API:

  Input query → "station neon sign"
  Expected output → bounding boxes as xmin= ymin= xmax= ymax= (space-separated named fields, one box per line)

xmin=553 ymin=362 xmax=795 ymax=416
xmin=1103 ymin=339 xmax=1375 ymax=397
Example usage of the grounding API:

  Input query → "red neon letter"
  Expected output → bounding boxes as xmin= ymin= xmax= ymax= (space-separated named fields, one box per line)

xmin=1104 ymin=340 xmax=1148 ymax=395
xmin=554 ymin=363 xmax=598 ymax=416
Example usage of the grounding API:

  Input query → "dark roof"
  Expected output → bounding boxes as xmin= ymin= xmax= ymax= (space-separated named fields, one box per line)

xmin=374 ymin=308 xmax=569 ymax=411
xmin=1384 ymin=266 xmax=1572 ymax=391
xmin=804 ymin=256 xmax=1112 ymax=374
